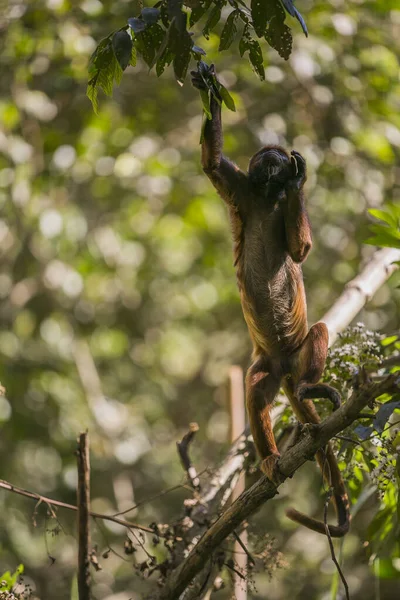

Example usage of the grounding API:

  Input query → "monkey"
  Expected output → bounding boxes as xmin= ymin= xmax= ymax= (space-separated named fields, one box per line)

xmin=191 ymin=66 xmax=350 ymax=537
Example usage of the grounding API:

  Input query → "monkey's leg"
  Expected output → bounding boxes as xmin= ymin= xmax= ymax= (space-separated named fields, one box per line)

xmin=285 ymin=322 xmax=350 ymax=537
xmin=246 ymin=359 xmax=281 ymax=482
xmin=293 ymin=322 xmax=340 ymax=410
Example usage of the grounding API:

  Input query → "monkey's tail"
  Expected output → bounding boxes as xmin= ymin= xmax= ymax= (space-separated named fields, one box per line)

xmin=283 ymin=387 xmax=350 ymax=538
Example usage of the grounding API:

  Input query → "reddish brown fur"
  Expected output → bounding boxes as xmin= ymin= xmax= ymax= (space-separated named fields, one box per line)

xmin=193 ymin=71 xmax=350 ymax=537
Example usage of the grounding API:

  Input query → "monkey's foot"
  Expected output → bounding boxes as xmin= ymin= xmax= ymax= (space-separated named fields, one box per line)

xmin=260 ymin=453 xmax=282 ymax=485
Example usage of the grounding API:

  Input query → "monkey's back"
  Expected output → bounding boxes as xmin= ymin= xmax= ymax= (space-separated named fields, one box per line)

xmin=230 ymin=201 xmax=308 ymax=359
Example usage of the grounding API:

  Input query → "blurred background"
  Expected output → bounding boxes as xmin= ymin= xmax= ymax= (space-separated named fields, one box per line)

xmin=0 ymin=0 xmax=399 ymax=598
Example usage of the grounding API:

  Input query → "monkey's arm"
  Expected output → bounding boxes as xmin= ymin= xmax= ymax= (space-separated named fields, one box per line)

xmin=283 ymin=151 xmax=312 ymax=263
xmin=192 ymin=71 xmax=249 ymax=212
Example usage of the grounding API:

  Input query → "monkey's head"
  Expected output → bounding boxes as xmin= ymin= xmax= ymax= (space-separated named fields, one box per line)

xmin=248 ymin=146 xmax=290 ymax=188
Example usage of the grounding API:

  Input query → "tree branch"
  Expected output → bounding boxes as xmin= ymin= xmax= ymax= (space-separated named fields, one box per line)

xmin=324 ymin=248 xmax=400 ymax=344
xmin=155 ymin=373 xmax=399 ymax=600
xmin=177 ymin=422 xmax=201 ymax=490
xmin=77 ymin=432 xmax=91 ymax=600
xmin=0 ymin=480 xmax=155 ymax=535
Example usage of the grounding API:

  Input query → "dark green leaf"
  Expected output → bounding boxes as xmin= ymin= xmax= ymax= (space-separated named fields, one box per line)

xmin=219 ymin=10 xmax=238 ymax=51
xmin=264 ymin=2 xmax=293 ymax=60
xmin=112 ymin=31 xmax=132 ymax=71
xmin=373 ymin=400 xmax=400 ymax=433
xmin=203 ymin=5 xmax=221 ymax=39
xmin=156 ymin=48 xmax=174 ymax=76
xmin=173 ymin=31 xmax=193 ymax=83
xmin=88 ymin=36 xmax=113 ymax=72
xmin=141 ymin=7 xmax=161 ymax=25
xmin=251 ymin=0 xmax=268 ymax=38
xmin=167 ymin=0 xmax=183 ymax=20
xmin=239 ymin=32 xmax=249 ymax=58
xmin=219 ymin=84 xmax=236 ymax=111
xmin=135 ymin=23 xmax=165 ymax=68
xmin=190 ymin=0 xmax=212 ymax=27
xmin=128 ymin=17 xmax=147 ymax=33
xmin=248 ymin=39 xmax=265 ymax=80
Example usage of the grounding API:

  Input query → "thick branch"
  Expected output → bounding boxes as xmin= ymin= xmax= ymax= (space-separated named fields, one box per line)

xmin=156 ymin=374 xmax=398 ymax=600
xmin=77 ymin=432 xmax=91 ymax=600
xmin=324 ymin=248 xmax=400 ymax=344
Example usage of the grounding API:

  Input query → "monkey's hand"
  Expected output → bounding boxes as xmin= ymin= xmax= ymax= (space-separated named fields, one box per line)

xmin=286 ymin=150 xmax=307 ymax=191
xmin=191 ymin=69 xmax=208 ymax=91
xmin=191 ymin=63 xmax=222 ymax=101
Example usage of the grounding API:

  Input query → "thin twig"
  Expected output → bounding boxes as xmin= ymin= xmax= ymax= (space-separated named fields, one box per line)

xmin=77 ymin=432 xmax=91 ymax=600
xmin=177 ymin=423 xmax=201 ymax=490
xmin=112 ymin=482 xmax=190 ymax=517
xmin=232 ymin=530 xmax=255 ymax=566
xmin=229 ymin=365 xmax=248 ymax=600
xmin=323 ymin=493 xmax=350 ymax=600
xmin=0 ymin=480 xmax=154 ymax=534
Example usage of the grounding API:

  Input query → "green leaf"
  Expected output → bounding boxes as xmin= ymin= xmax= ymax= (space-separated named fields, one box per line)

xmin=219 ymin=84 xmax=236 ymax=111
xmin=264 ymin=1 xmax=293 ymax=60
xmin=87 ymin=37 xmax=123 ymax=113
xmin=173 ymin=33 xmax=193 ymax=83
xmin=130 ymin=44 xmax=137 ymax=67
xmin=156 ymin=48 xmax=174 ymax=76
xmin=200 ymin=88 xmax=211 ymax=119
xmin=112 ymin=30 xmax=132 ymax=71
xmin=251 ymin=0 xmax=268 ymax=38
xmin=135 ymin=23 xmax=165 ymax=67
xmin=190 ymin=0 xmax=212 ymax=27
xmin=249 ymin=40 xmax=264 ymax=79
xmin=203 ymin=5 xmax=221 ymax=39
xmin=219 ymin=10 xmax=238 ymax=51
xmin=369 ymin=208 xmax=399 ymax=229
xmin=365 ymin=232 xmax=400 ymax=249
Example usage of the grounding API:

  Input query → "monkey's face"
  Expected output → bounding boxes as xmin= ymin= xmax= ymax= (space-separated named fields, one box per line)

xmin=248 ymin=146 xmax=290 ymax=188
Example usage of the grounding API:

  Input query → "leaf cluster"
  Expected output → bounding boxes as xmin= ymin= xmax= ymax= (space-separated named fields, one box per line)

xmin=87 ymin=0 xmax=308 ymax=111
xmin=322 ymin=325 xmax=400 ymax=562
xmin=365 ymin=203 xmax=400 ymax=250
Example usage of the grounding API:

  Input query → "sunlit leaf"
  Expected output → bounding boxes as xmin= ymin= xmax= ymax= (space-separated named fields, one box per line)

xmin=219 ymin=84 xmax=236 ymax=111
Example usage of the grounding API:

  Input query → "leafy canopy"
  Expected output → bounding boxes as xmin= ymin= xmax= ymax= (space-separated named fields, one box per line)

xmin=87 ymin=0 xmax=308 ymax=112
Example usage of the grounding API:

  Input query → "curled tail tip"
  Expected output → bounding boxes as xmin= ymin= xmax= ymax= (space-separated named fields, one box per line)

xmin=285 ymin=507 xmax=350 ymax=538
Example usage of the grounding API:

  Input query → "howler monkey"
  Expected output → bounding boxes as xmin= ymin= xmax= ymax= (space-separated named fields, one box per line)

xmin=192 ymin=67 xmax=350 ymax=537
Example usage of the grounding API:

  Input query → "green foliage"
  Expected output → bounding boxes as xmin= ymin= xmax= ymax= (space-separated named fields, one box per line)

xmin=324 ymin=326 xmax=400 ymax=563
xmin=87 ymin=35 xmax=124 ymax=114
xmin=86 ymin=0 xmax=308 ymax=111
xmin=0 ymin=565 xmax=24 ymax=593
xmin=365 ymin=203 xmax=400 ymax=249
